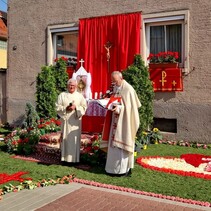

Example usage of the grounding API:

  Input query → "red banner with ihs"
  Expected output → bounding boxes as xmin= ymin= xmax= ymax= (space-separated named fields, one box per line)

xmin=149 ymin=65 xmax=183 ymax=92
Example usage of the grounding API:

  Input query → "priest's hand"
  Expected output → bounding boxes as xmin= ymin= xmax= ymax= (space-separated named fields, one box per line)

xmin=111 ymin=105 xmax=117 ymax=112
xmin=66 ymin=103 xmax=76 ymax=112
xmin=112 ymin=104 xmax=121 ymax=114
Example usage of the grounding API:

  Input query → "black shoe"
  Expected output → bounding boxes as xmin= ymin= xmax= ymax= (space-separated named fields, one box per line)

xmin=61 ymin=161 xmax=69 ymax=166
xmin=68 ymin=162 xmax=80 ymax=167
xmin=61 ymin=161 xmax=79 ymax=167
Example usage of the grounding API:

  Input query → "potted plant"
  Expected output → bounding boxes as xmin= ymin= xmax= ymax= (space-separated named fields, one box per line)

xmin=147 ymin=51 xmax=179 ymax=69
xmin=4 ymin=127 xmax=40 ymax=155
xmin=17 ymin=129 xmax=40 ymax=155
xmin=134 ymin=136 xmax=142 ymax=154
xmin=122 ymin=55 xmax=154 ymax=144
xmin=136 ymin=131 xmax=150 ymax=150
xmin=149 ymin=128 xmax=163 ymax=144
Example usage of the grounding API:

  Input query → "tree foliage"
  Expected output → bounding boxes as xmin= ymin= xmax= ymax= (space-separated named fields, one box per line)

xmin=51 ymin=58 xmax=69 ymax=95
xmin=122 ymin=55 xmax=154 ymax=139
xmin=36 ymin=66 xmax=58 ymax=119
xmin=35 ymin=58 xmax=69 ymax=119
xmin=22 ymin=102 xmax=40 ymax=128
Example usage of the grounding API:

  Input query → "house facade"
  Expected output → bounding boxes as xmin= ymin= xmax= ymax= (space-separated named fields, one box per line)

xmin=5 ymin=0 xmax=211 ymax=143
xmin=0 ymin=11 xmax=7 ymax=124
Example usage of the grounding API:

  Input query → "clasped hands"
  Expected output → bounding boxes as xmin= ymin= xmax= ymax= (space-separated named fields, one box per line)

xmin=66 ymin=102 xmax=76 ymax=112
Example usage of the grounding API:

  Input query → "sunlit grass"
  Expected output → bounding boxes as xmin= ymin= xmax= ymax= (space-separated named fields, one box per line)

xmin=0 ymin=142 xmax=211 ymax=202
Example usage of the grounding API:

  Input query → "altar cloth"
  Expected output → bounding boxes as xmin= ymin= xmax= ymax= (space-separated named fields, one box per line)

xmin=82 ymin=100 xmax=107 ymax=133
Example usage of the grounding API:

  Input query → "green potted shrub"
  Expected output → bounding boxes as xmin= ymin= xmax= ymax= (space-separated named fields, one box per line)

xmin=122 ymin=54 xmax=154 ymax=145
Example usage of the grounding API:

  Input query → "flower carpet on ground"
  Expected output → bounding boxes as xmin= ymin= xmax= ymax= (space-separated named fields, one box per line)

xmin=73 ymin=178 xmax=211 ymax=207
xmin=0 ymin=171 xmax=32 ymax=185
xmin=2 ymin=132 xmax=211 ymax=207
xmin=136 ymin=154 xmax=211 ymax=180
xmin=10 ymin=133 xmax=99 ymax=164
xmin=12 ymin=153 xmax=61 ymax=165
xmin=0 ymin=175 xmax=210 ymax=207
xmin=0 ymin=174 xmax=76 ymax=200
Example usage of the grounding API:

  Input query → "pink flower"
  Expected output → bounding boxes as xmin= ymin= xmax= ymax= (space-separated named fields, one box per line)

xmin=203 ymin=145 xmax=207 ymax=149
xmin=197 ymin=143 xmax=201 ymax=147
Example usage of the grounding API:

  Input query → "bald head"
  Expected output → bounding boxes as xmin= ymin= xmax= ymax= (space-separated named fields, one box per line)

xmin=67 ymin=78 xmax=77 ymax=86
xmin=111 ymin=71 xmax=123 ymax=86
xmin=111 ymin=71 xmax=123 ymax=79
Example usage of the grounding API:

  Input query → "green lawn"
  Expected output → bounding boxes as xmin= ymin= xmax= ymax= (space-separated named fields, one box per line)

xmin=0 ymin=142 xmax=211 ymax=203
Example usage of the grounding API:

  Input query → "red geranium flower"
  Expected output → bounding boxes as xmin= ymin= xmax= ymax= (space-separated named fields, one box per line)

xmin=148 ymin=51 xmax=180 ymax=63
xmin=38 ymin=124 xmax=45 ymax=129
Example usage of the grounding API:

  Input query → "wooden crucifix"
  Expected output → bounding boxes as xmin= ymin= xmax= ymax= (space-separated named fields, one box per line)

xmin=104 ymin=41 xmax=112 ymax=73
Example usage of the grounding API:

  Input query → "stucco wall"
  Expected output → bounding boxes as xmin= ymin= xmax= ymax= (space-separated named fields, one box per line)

xmin=0 ymin=70 xmax=6 ymax=124
xmin=7 ymin=0 xmax=211 ymax=142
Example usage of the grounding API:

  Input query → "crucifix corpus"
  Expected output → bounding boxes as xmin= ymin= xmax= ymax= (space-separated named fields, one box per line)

xmin=104 ymin=41 xmax=112 ymax=73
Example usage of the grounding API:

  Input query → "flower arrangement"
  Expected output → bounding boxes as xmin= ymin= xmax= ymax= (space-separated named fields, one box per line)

xmin=149 ymin=128 xmax=163 ymax=144
xmin=4 ymin=128 xmax=24 ymax=153
xmin=136 ymin=155 xmax=211 ymax=181
xmin=54 ymin=56 xmax=68 ymax=63
xmin=4 ymin=128 xmax=40 ymax=155
xmin=54 ymin=56 xmax=77 ymax=69
xmin=135 ymin=131 xmax=150 ymax=151
xmin=4 ymin=118 xmax=61 ymax=155
xmin=80 ymin=134 xmax=106 ymax=165
xmin=159 ymin=139 xmax=211 ymax=149
xmin=140 ymin=131 xmax=150 ymax=147
xmin=39 ymin=132 xmax=61 ymax=145
xmin=147 ymin=51 xmax=179 ymax=64
xmin=2 ymin=175 xmax=211 ymax=208
xmin=135 ymin=128 xmax=163 ymax=151
xmin=1 ymin=174 xmax=75 ymax=197
xmin=37 ymin=118 xmax=61 ymax=135
xmin=74 ymin=178 xmax=211 ymax=208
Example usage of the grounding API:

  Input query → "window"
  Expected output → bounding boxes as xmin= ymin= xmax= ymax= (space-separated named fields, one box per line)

xmin=53 ymin=31 xmax=78 ymax=64
xmin=150 ymin=23 xmax=182 ymax=63
xmin=143 ymin=11 xmax=189 ymax=72
xmin=47 ymin=23 xmax=78 ymax=66
xmin=0 ymin=40 xmax=7 ymax=50
xmin=153 ymin=118 xmax=177 ymax=133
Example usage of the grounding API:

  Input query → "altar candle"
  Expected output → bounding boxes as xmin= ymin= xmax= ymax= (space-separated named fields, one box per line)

xmin=89 ymin=93 xmax=92 ymax=99
xmin=94 ymin=92 xmax=98 ymax=99
xmin=99 ymin=92 xmax=102 ymax=99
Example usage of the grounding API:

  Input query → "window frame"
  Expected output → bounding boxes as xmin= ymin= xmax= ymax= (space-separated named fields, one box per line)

xmin=142 ymin=10 xmax=189 ymax=73
xmin=146 ymin=20 xmax=184 ymax=66
xmin=47 ymin=23 xmax=78 ymax=65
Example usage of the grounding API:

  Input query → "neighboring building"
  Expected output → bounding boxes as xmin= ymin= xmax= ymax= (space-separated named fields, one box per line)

xmin=0 ymin=11 xmax=7 ymax=69
xmin=6 ymin=0 xmax=211 ymax=143
xmin=0 ymin=11 xmax=7 ymax=124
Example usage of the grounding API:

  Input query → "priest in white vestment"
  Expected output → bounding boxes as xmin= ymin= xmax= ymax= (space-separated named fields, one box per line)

xmin=103 ymin=71 xmax=141 ymax=176
xmin=56 ymin=79 xmax=87 ymax=163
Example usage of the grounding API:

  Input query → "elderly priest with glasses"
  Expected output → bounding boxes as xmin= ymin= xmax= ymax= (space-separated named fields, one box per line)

xmin=102 ymin=71 xmax=141 ymax=177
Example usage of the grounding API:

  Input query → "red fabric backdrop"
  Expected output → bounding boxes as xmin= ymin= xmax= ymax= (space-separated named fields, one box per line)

xmin=149 ymin=66 xmax=183 ymax=92
xmin=77 ymin=13 xmax=141 ymax=94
